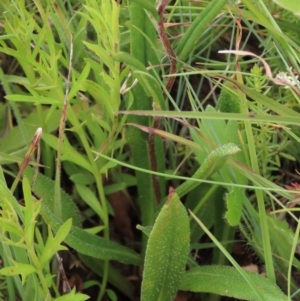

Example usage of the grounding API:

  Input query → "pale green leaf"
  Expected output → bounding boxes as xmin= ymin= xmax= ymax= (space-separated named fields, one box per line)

xmin=272 ymin=0 xmax=300 ymax=16
xmin=41 ymin=133 xmax=92 ymax=173
xmin=53 ymin=287 xmax=89 ymax=301
xmin=40 ymin=220 xmax=71 ymax=268
xmin=0 ymin=261 xmax=36 ymax=285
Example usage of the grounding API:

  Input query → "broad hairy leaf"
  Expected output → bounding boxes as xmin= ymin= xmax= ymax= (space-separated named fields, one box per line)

xmin=179 ymin=265 xmax=288 ymax=301
xmin=141 ymin=188 xmax=190 ymax=301
xmin=216 ymin=81 xmax=240 ymax=113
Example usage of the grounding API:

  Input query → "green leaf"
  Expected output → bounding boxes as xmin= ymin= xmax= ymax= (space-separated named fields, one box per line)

xmin=69 ymin=61 xmax=91 ymax=99
xmin=5 ymin=94 xmax=61 ymax=104
xmin=40 ymin=219 xmax=72 ymax=268
xmin=190 ymin=106 xmax=248 ymax=186
xmin=42 ymin=133 xmax=93 ymax=173
xmin=179 ymin=266 xmax=288 ymax=301
xmin=272 ymin=0 xmax=300 ymax=16
xmin=106 ymin=289 xmax=117 ymax=301
xmin=0 ymin=218 xmax=23 ymax=236
xmin=76 ymin=182 xmax=114 ymax=216
xmin=53 ymin=287 xmax=89 ymax=301
xmin=176 ymin=0 xmax=228 ymax=66
xmin=4 ymin=161 xmax=137 ymax=265
xmin=127 ymin=0 xmax=159 ymax=20
xmin=141 ymin=188 xmax=190 ymax=301
xmin=267 ymin=216 xmax=300 ymax=272
xmin=69 ymin=173 xmax=95 ymax=185
xmin=24 ymin=167 xmax=82 ymax=224
xmin=0 ymin=108 xmax=61 ymax=158
xmin=0 ymin=178 xmax=24 ymax=238
xmin=0 ymin=166 xmax=6 ymax=183
xmin=225 ymin=187 xmax=244 ymax=226
xmin=216 ymin=81 xmax=240 ymax=113
xmin=23 ymin=176 xmax=42 ymax=246
xmin=40 ymin=203 xmax=141 ymax=265
xmin=75 ymin=184 xmax=106 ymax=220
xmin=176 ymin=142 xmax=241 ymax=198
xmin=0 ymin=261 xmax=36 ymax=285
xmin=23 ymin=168 xmax=141 ymax=265
xmin=136 ymin=225 xmax=152 ymax=237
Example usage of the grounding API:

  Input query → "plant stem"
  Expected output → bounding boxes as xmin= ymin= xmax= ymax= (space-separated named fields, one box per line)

xmin=54 ymin=35 xmax=73 ymax=221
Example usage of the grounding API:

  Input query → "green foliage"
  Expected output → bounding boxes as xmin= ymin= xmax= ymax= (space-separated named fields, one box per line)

xmin=141 ymin=189 xmax=190 ymax=301
xmin=0 ymin=175 xmax=75 ymax=300
xmin=245 ymin=64 xmax=269 ymax=93
xmin=24 ymin=167 xmax=141 ymax=265
xmin=176 ymin=142 xmax=241 ymax=198
xmin=225 ymin=187 xmax=244 ymax=226
xmin=180 ymin=266 xmax=289 ymax=301
xmin=216 ymin=81 xmax=240 ymax=113
xmin=272 ymin=0 xmax=300 ymax=17
xmin=176 ymin=0 xmax=228 ymax=66
xmin=53 ymin=288 xmax=89 ymax=301
xmin=0 ymin=0 xmax=300 ymax=300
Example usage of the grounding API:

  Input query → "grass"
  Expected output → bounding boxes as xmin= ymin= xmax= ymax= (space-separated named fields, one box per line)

xmin=0 ymin=0 xmax=300 ymax=300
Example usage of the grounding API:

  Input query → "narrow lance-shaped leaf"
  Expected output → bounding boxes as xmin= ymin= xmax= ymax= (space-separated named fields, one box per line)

xmin=40 ymin=219 xmax=72 ymax=268
xmin=141 ymin=187 xmax=190 ymax=301
xmin=0 ymin=261 xmax=36 ymax=285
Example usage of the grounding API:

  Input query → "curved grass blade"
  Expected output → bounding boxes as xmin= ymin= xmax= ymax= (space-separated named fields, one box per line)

xmin=176 ymin=0 xmax=228 ymax=67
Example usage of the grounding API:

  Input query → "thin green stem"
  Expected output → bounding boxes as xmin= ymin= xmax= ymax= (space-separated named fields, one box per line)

xmin=27 ymin=245 xmax=50 ymax=297
xmin=54 ymin=35 xmax=73 ymax=221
